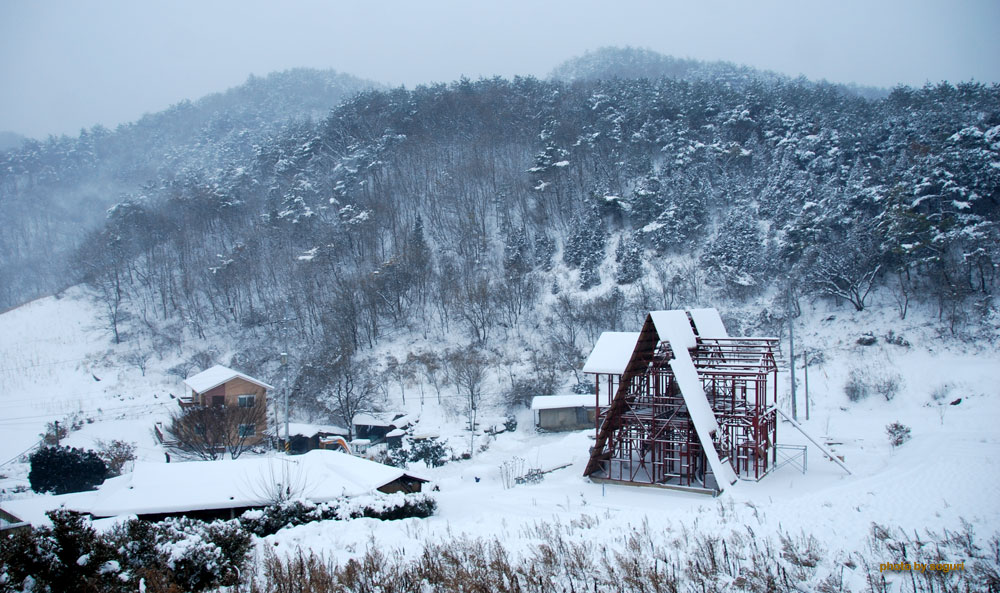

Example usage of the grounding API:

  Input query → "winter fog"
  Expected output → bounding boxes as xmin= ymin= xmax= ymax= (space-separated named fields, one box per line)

xmin=1 ymin=0 xmax=999 ymax=139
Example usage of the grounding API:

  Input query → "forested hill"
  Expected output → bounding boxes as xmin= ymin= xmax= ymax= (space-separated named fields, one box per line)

xmin=56 ymin=66 xmax=1000 ymax=406
xmin=0 ymin=68 xmax=376 ymax=308
xmin=1 ymin=49 xmax=998 ymax=405
xmin=550 ymin=46 xmax=887 ymax=100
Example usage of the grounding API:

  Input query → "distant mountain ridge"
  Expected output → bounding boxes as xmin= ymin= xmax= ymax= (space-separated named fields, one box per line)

xmin=0 ymin=131 xmax=26 ymax=151
xmin=0 ymin=68 xmax=378 ymax=309
xmin=550 ymin=46 xmax=888 ymax=100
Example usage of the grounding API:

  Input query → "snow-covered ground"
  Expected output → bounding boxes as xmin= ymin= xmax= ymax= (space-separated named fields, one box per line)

xmin=1 ymin=287 xmax=998 ymax=588
xmin=0 ymin=287 xmax=178 ymax=487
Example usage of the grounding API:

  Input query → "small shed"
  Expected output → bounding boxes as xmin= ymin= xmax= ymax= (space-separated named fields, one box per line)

xmin=353 ymin=413 xmax=411 ymax=442
xmin=0 ymin=507 xmax=29 ymax=534
xmin=353 ymin=413 xmax=394 ymax=441
xmin=531 ymin=395 xmax=607 ymax=432
xmin=281 ymin=423 xmax=349 ymax=455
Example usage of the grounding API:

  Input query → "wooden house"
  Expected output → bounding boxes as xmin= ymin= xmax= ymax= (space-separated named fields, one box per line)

xmin=180 ymin=365 xmax=273 ymax=445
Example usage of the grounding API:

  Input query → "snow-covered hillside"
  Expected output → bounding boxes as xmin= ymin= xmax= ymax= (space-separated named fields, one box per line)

xmin=0 ymin=287 xmax=179 ymax=485
xmin=1 ymin=287 xmax=998 ymax=589
xmin=261 ymin=300 xmax=1000 ymax=582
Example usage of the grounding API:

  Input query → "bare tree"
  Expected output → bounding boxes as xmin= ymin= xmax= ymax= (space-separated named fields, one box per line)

xmin=802 ymin=220 xmax=884 ymax=311
xmin=458 ymin=268 xmax=497 ymax=344
xmin=806 ymin=244 xmax=882 ymax=311
xmin=165 ymin=406 xmax=227 ymax=460
xmin=123 ymin=350 xmax=150 ymax=376
xmin=411 ymin=350 xmax=445 ymax=404
xmin=248 ymin=456 xmax=308 ymax=505
xmin=319 ymin=355 xmax=379 ymax=440
xmin=94 ymin=439 xmax=137 ymax=476
xmin=385 ymin=354 xmax=415 ymax=404
xmin=445 ymin=347 xmax=491 ymax=457
xmin=164 ymin=401 xmax=266 ymax=460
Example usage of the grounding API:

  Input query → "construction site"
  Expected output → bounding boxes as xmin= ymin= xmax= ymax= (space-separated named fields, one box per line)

xmin=582 ymin=308 xmax=784 ymax=493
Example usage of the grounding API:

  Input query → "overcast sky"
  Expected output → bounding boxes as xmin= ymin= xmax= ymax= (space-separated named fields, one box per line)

xmin=2 ymin=0 xmax=998 ymax=139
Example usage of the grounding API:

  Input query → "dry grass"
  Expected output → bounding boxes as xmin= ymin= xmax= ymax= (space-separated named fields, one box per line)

xmin=242 ymin=520 xmax=999 ymax=593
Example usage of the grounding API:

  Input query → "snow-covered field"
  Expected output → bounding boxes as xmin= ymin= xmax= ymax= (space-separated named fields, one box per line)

xmin=0 ymin=288 xmax=179 ymax=478
xmin=1 ymin=287 xmax=998 ymax=588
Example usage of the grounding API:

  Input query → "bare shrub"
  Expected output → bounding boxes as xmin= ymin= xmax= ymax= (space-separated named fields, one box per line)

xmin=844 ymin=367 xmax=871 ymax=402
xmin=874 ymin=371 xmax=903 ymax=402
xmin=886 ymin=422 xmax=912 ymax=448
xmin=255 ymin=548 xmax=337 ymax=593
xmin=94 ymin=439 xmax=136 ymax=476
xmin=930 ymin=383 xmax=953 ymax=402
xmin=40 ymin=420 xmax=68 ymax=445
xmin=780 ymin=531 xmax=823 ymax=568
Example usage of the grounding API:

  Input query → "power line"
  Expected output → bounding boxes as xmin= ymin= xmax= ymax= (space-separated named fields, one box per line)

xmin=0 ymin=402 xmax=172 ymax=425
xmin=0 ymin=356 xmax=95 ymax=373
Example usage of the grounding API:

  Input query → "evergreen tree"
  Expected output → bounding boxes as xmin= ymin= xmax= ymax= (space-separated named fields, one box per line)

xmin=28 ymin=446 xmax=107 ymax=494
xmin=614 ymin=233 xmax=643 ymax=284
xmin=701 ymin=206 xmax=766 ymax=297
xmin=564 ymin=208 xmax=607 ymax=289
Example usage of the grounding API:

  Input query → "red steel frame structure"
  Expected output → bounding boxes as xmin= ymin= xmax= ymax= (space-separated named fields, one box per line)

xmin=584 ymin=314 xmax=778 ymax=491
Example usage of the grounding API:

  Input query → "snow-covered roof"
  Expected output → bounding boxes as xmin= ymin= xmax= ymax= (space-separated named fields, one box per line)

xmin=689 ymin=308 xmax=728 ymax=338
xmin=650 ymin=310 xmax=697 ymax=351
xmin=183 ymin=364 xmax=274 ymax=393
xmin=353 ymin=413 xmax=393 ymax=427
xmin=280 ymin=422 xmax=350 ymax=438
xmin=1 ymin=490 xmax=103 ymax=528
xmin=662 ymin=325 xmax=738 ymax=488
xmin=390 ymin=414 xmax=414 ymax=428
xmin=386 ymin=428 xmax=406 ymax=438
xmin=583 ymin=332 xmax=640 ymax=374
xmin=531 ymin=394 xmax=609 ymax=410
xmin=78 ymin=450 xmax=424 ymax=518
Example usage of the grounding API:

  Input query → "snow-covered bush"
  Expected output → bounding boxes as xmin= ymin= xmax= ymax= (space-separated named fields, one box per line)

xmin=844 ymin=367 xmax=871 ymax=402
xmin=408 ymin=437 xmax=449 ymax=468
xmin=886 ymin=422 xmax=912 ymax=448
xmin=240 ymin=499 xmax=323 ymax=537
xmin=0 ymin=510 xmax=253 ymax=593
xmin=931 ymin=382 xmax=953 ymax=402
xmin=845 ymin=364 xmax=904 ymax=403
xmin=153 ymin=517 xmax=252 ymax=591
xmin=240 ymin=493 xmax=437 ymax=537
xmin=0 ymin=510 xmax=118 ymax=593
xmin=387 ymin=436 xmax=451 ymax=468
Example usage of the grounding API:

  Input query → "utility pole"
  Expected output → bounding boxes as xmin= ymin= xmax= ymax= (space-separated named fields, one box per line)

xmin=273 ymin=394 xmax=280 ymax=449
xmin=281 ymin=351 xmax=289 ymax=450
xmin=803 ymin=350 xmax=810 ymax=421
xmin=787 ymin=282 xmax=798 ymax=421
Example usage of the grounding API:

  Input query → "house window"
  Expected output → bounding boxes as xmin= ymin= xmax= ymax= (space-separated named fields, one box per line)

xmin=211 ymin=395 xmax=225 ymax=407
xmin=238 ymin=424 xmax=256 ymax=438
xmin=237 ymin=395 xmax=255 ymax=408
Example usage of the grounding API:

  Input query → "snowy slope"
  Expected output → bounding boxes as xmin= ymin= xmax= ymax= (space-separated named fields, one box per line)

xmin=261 ymin=297 xmax=1000 ymax=587
xmin=0 ymin=287 xmax=178 ymax=489
xmin=0 ymin=287 xmax=998 ymax=589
